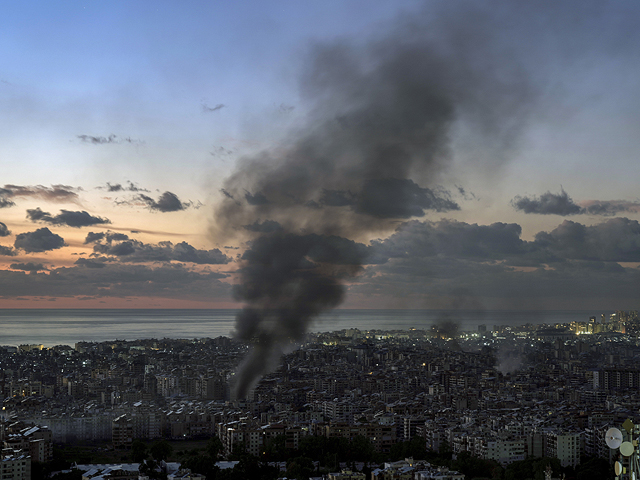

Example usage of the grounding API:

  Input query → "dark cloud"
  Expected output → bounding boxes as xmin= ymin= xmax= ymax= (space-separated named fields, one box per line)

xmin=0 ymin=197 xmax=15 ymax=208
xmin=77 ymin=135 xmax=143 ymax=145
xmin=26 ymin=207 xmax=111 ymax=228
xmin=0 ymin=263 xmax=230 ymax=300
xmin=121 ymin=137 xmax=144 ymax=145
xmin=210 ymin=146 xmax=234 ymax=158
xmin=90 ymin=235 xmax=231 ymax=265
xmin=171 ymin=242 xmax=232 ymax=264
xmin=83 ymin=231 xmax=130 ymax=245
xmin=74 ymin=257 xmax=109 ymax=268
xmin=372 ymin=217 xmax=640 ymax=266
xmin=220 ymin=189 xmax=234 ymax=200
xmin=512 ymin=190 xmax=640 ymax=217
xmin=0 ymin=245 xmax=16 ymax=256
xmin=373 ymin=219 xmax=526 ymax=261
xmin=242 ymin=220 xmax=283 ymax=233
xmin=456 ymin=185 xmax=477 ymax=201
xmin=533 ymin=218 xmax=640 ymax=262
xmin=10 ymin=262 xmax=47 ymax=272
xmin=100 ymin=241 xmax=136 ymax=256
xmin=108 ymin=232 xmax=130 ymax=242
xmin=137 ymin=192 xmax=192 ymax=212
xmin=0 ymin=185 xmax=81 ymax=204
xmin=511 ymin=189 xmax=582 ymax=215
xmin=348 ymin=215 xmax=640 ymax=310
xmin=201 ymin=103 xmax=225 ymax=113
xmin=84 ymin=232 xmax=106 ymax=244
xmin=580 ymin=200 xmax=640 ymax=216
xmin=14 ymin=228 xmax=65 ymax=253
xmin=103 ymin=181 xmax=149 ymax=192
xmin=26 ymin=208 xmax=48 ymax=222
xmin=0 ymin=222 xmax=10 ymax=236
xmin=77 ymin=134 xmax=118 ymax=144
xmin=354 ymin=253 xmax=640 ymax=311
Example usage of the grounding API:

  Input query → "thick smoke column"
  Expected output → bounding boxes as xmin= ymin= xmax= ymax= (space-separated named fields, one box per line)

xmin=232 ymin=234 xmax=368 ymax=398
xmin=213 ymin=4 xmax=535 ymax=398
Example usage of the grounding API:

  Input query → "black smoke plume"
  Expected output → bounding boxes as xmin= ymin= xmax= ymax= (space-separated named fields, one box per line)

xmin=233 ymin=234 xmax=367 ymax=398
xmin=431 ymin=317 xmax=459 ymax=340
xmin=213 ymin=4 xmax=535 ymax=398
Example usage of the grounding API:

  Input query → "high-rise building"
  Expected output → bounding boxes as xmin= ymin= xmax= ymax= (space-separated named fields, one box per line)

xmin=0 ymin=454 xmax=30 ymax=480
xmin=112 ymin=414 xmax=133 ymax=449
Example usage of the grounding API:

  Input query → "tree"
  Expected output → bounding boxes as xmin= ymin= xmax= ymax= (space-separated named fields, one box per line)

xmin=438 ymin=439 xmax=452 ymax=460
xmin=576 ymin=457 xmax=613 ymax=480
xmin=131 ymin=439 xmax=149 ymax=463
xmin=332 ymin=437 xmax=350 ymax=463
xmin=150 ymin=439 xmax=173 ymax=462
xmin=504 ymin=457 xmax=562 ymax=480
xmin=181 ymin=456 xmax=220 ymax=480
xmin=31 ymin=461 xmax=47 ymax=480
xmin=390 ymin=436 xmax=428 ymax=462
xmin=349 ymin=435 xmax=375 ymax=462
xmin=229 ymin=441 xmax=248 ymax=461
xmin=286 ymin=456 xmax=315 ymax=480
xmin=452 ymin=451 xmax=501 ymax=479
xmin=207 ymin=436 xmax=224 ymax=460
xmin=263 ymin=434 xmax=288 ymax=461
xmin=232 ymin=455 xmax=279 ymax=480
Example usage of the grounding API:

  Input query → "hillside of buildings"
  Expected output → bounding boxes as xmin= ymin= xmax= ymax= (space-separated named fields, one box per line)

xmin=2 ymin=310 xmax=638 ymax=479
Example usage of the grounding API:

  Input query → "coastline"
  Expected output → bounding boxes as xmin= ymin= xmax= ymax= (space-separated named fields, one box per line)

xmin=0 ymin=308 xmax=600 ymax=347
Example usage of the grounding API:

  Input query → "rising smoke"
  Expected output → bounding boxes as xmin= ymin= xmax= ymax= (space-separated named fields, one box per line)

xmin=495 ymin=348 xmax=523 ymax=375
xmin=212 ymin=3 xmax=536 ymax=398
xmin=430 ymin=317 xmax=459 ymax=340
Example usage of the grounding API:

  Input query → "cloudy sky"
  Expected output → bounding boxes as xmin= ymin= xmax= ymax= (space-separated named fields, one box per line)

xmin=1 ymin=0 xmax=640 ymax=311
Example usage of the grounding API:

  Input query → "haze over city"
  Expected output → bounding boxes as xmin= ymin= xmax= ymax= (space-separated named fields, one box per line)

xmin=1 ymin=0 xmax=639 ymax=313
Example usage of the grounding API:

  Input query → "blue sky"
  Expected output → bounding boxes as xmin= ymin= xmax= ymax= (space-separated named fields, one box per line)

xmin=1 ymin=1 xmax=640 ymax=311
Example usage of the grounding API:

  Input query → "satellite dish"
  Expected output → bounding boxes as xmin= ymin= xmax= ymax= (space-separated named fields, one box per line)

xmin=615 ymin=461 xmax=622 ymax=476
xmin=620 ymin=441 xmax=634 ymax=456
xmin=607 ymin=428 xmax=624 ymax=449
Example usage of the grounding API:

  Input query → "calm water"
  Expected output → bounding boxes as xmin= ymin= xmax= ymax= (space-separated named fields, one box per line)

xmin=0 ymin=309 xmax=596 ymax=347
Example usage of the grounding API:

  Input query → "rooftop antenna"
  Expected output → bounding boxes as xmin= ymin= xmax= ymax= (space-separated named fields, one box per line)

xmin=606 ymin=420 xmax=640 ymax=480
xmin=607 ymin=427 xmax=624 ymax=450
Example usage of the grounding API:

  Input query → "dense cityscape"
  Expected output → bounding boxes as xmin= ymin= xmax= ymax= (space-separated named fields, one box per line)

xmin=1 ymin=311 xmax=638 ymax=479
xmin=2 ymin=1 xmax=638 ymax=480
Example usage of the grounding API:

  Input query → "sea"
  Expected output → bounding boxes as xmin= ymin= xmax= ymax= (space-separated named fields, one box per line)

xmin=0 ymin=309 xmax=598 ymax=348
